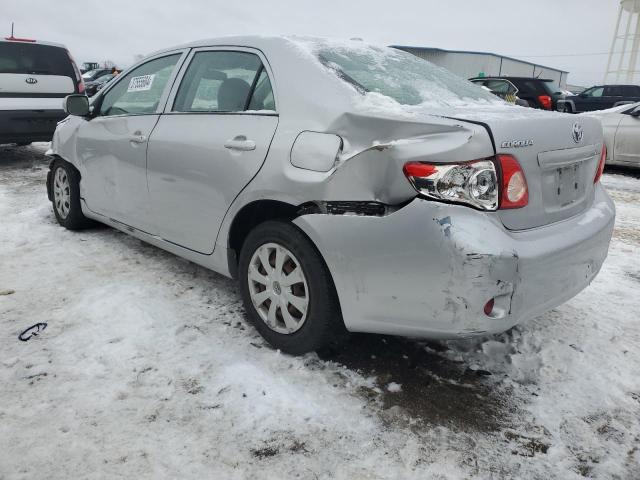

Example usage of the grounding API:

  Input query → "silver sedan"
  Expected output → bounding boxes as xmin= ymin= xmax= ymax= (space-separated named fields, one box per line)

xmin=584 ymin=102 xmax=640 ymax=168
xmin=48 ymin=36 xmax=615 ymax=354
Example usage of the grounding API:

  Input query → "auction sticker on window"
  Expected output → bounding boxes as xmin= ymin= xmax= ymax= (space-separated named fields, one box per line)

xmin=127 ymin=74 xmax=155 ymax=92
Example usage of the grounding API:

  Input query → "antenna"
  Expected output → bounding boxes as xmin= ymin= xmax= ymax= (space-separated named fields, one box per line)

xmin=11 ymin=22 xmax=14 ymax=37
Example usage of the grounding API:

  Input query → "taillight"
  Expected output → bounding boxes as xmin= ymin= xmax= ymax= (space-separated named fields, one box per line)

xmin=497 ymin=154 xmax=528 ymax=209
xmin=66 ymin=49 xmax=85 ymax=94
xmin=403 ymin=155 xmax=529 ymax=211
xmin=594 ymin=144 xmax=606 ymax=183
xmin=538 ymin=95 xmax=552 ymax=110
xmin=403 ymin=159 xmax=499 ymax=210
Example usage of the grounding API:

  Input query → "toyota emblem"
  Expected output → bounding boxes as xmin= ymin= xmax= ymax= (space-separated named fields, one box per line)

xmin=572 ymin=122 xmax=584 ymax=144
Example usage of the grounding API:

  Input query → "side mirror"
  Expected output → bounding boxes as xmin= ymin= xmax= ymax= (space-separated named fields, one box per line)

xmin=63 ymin=94 xmax=90 ymax=116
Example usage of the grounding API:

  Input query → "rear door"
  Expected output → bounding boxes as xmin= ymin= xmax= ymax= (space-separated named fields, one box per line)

xmin=75 ymin=52 xmax=186 ymax=232
xmin=147 ymin=48 xmax=279 ymax=254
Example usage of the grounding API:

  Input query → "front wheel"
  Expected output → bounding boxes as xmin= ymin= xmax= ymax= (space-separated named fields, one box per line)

xmin=238 ymin=220 xmax=346 ymax=355
xmin=50 ymin=160 xmax=94 ymax=230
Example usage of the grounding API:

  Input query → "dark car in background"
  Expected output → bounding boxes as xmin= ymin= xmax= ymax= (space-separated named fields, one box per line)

xmin=559 ymin=84 xmax=640 ymax=113
xmin=470 ymin=76 xmax=564 ymax=110
xmin=81 ymin=68 xmax=111 ymax=82
xmin=84 ymin=73 xmax=114 ymax=96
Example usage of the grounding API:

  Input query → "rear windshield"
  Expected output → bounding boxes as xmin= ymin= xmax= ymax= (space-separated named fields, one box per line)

xmin=0 ymin=42 xmax=75 ymax=77
xmin=312 ymin=43 xmax=498 ymax=106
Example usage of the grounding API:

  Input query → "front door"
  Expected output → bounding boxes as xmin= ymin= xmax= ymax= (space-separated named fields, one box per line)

xmin=75 ymin=53 xmax=183 ymax=232
xmin=147 ymin=49 xmax=278 ymax=254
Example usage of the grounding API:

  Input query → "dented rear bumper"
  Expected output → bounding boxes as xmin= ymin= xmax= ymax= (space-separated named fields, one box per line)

xmin=293 ymin=184 xmax=615 ymax=339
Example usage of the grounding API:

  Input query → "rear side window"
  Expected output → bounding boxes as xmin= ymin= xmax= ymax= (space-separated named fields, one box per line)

xmin=511 ymin=80 xmax=545 ymax=95
xmin=173 ymin=51 xmax=272 ymax=112
xmin=605 ymin=86 xmax=623 ymax=96
xmin=0 ymin=42 xmax=74 ymax=77
xmin=99 ymin=54 xmax=180 ymax=116
xmin=621 ymin=86 xmax=640 ymax=96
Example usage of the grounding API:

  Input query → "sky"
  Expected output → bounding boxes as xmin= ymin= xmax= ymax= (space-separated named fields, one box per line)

xmin=2 ymin=0 xmax=626 ymax=87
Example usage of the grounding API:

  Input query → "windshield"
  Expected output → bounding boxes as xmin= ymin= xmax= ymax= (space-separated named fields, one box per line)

xmin=0 ymin=42 xmax=75 ymax=77
xmin=313 ymin=42 xmax=498 ymax=107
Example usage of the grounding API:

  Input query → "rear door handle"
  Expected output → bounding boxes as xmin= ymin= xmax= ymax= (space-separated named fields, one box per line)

xmin=224 ymin=135 xmax=256 ymax=151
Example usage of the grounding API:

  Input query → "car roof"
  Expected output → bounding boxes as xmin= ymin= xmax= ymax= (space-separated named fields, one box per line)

xmin=148 ymin=35 xmax=298 ymax=57
xmin=0 ymin=37 xmax=67 ymax=49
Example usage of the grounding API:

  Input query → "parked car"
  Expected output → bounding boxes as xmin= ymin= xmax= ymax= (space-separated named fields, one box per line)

xmin=0 ymin=36 xmax=84 ymax=146
xmin=81 ymin=68 xmax=111 ymax=82
xmin=470 ymin=76 xmax=565 ymax=110
xmin=560 ymin=85 xmax=640 ymax=113
xmin=584 ymin=102 xmax=640 ymax=168
xmin=84 ymin=73 xmax=114 ymax=97
xmin=47 ymin=37 xmax=614 ymax=354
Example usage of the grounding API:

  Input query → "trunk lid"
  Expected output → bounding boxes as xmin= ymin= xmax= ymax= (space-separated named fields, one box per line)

xmin=451 ymin=109 xmax=603 ymax=230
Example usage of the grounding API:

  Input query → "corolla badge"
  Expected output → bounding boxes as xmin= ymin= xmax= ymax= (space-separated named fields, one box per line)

xmin=500 ymin=139 xmax=534 ymax=148
xmin=25 ymin=77 xmax=38 ymax=84
xmin=572 ymin=122 xmax=584 ymax=143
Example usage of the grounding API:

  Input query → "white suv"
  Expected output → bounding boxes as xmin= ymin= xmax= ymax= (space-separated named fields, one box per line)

xmin=0 ymin=36 xmax=84 ymax=146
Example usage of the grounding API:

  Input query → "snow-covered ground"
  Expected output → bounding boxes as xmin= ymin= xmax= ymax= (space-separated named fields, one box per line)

xmin=1 ymin=144 xmax=639 ymax=479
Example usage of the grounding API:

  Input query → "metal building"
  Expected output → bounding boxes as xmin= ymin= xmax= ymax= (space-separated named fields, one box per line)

xmin=391 ymin=45 xmax=569 ymax=88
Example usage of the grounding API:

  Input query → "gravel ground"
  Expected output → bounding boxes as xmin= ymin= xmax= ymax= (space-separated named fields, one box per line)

xmin=1 ymin=143 xmax=639 ymax=479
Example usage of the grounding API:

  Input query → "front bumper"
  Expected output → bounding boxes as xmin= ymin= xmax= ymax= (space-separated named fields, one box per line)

xmin=294 ymin=185 xmax=615 ymax=339
xmin=0 ymin=109 xmax=67 ymax=144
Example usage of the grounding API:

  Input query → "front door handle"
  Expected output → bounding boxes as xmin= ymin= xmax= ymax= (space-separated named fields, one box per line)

xmin=224 ymin=135 xmax=256 ymax=152
xmin=129 ymin=132 xmax=147 ymax=144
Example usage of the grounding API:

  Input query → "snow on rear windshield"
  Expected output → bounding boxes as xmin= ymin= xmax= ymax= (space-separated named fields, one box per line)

xmin=306 ymin=41 xmax=500 ymax=107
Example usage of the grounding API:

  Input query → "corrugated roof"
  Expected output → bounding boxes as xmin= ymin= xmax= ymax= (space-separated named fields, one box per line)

xmin=390 ymin=45 xmax=569 ymax=73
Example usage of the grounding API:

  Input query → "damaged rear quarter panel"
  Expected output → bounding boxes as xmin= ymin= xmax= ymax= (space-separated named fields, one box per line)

xmin=293 ymin=199 xmax=522 ymax=338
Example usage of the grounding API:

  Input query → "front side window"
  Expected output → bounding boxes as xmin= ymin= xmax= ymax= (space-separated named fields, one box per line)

xmin=583 ymin=87 xmax=604 ymax=98
xmin=99 ymin=54 xmax=180 ymax=116
xmin=173 ymin=51 xmax=273 ymax=112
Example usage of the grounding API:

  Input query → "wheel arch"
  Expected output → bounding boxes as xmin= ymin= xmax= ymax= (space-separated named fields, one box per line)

xmin=226 ymin=199 xmax=301 ymax=278
xmin=46 ymin=154 xmax=82 ymax=202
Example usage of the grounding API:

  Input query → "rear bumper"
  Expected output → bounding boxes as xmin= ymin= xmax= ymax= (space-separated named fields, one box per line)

xmin=0 ymin=109 xmax=67 ymax=144
xmin=294 ymin=185 xmax=615 ymax=339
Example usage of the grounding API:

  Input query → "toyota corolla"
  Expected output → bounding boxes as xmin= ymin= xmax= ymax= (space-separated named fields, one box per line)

xmin=47 ymin=36 xmax=615 ymax=354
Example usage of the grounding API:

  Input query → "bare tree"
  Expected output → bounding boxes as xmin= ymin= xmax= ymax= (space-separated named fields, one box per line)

xmin=102 ymin=60 xmax=116 ymax=69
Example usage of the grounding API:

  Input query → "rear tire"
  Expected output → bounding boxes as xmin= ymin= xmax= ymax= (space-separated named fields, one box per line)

xmin=238 ymin=220 xmax=346 ymax=355
xmin=50 ymin=160 xmax=95 ymax=230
